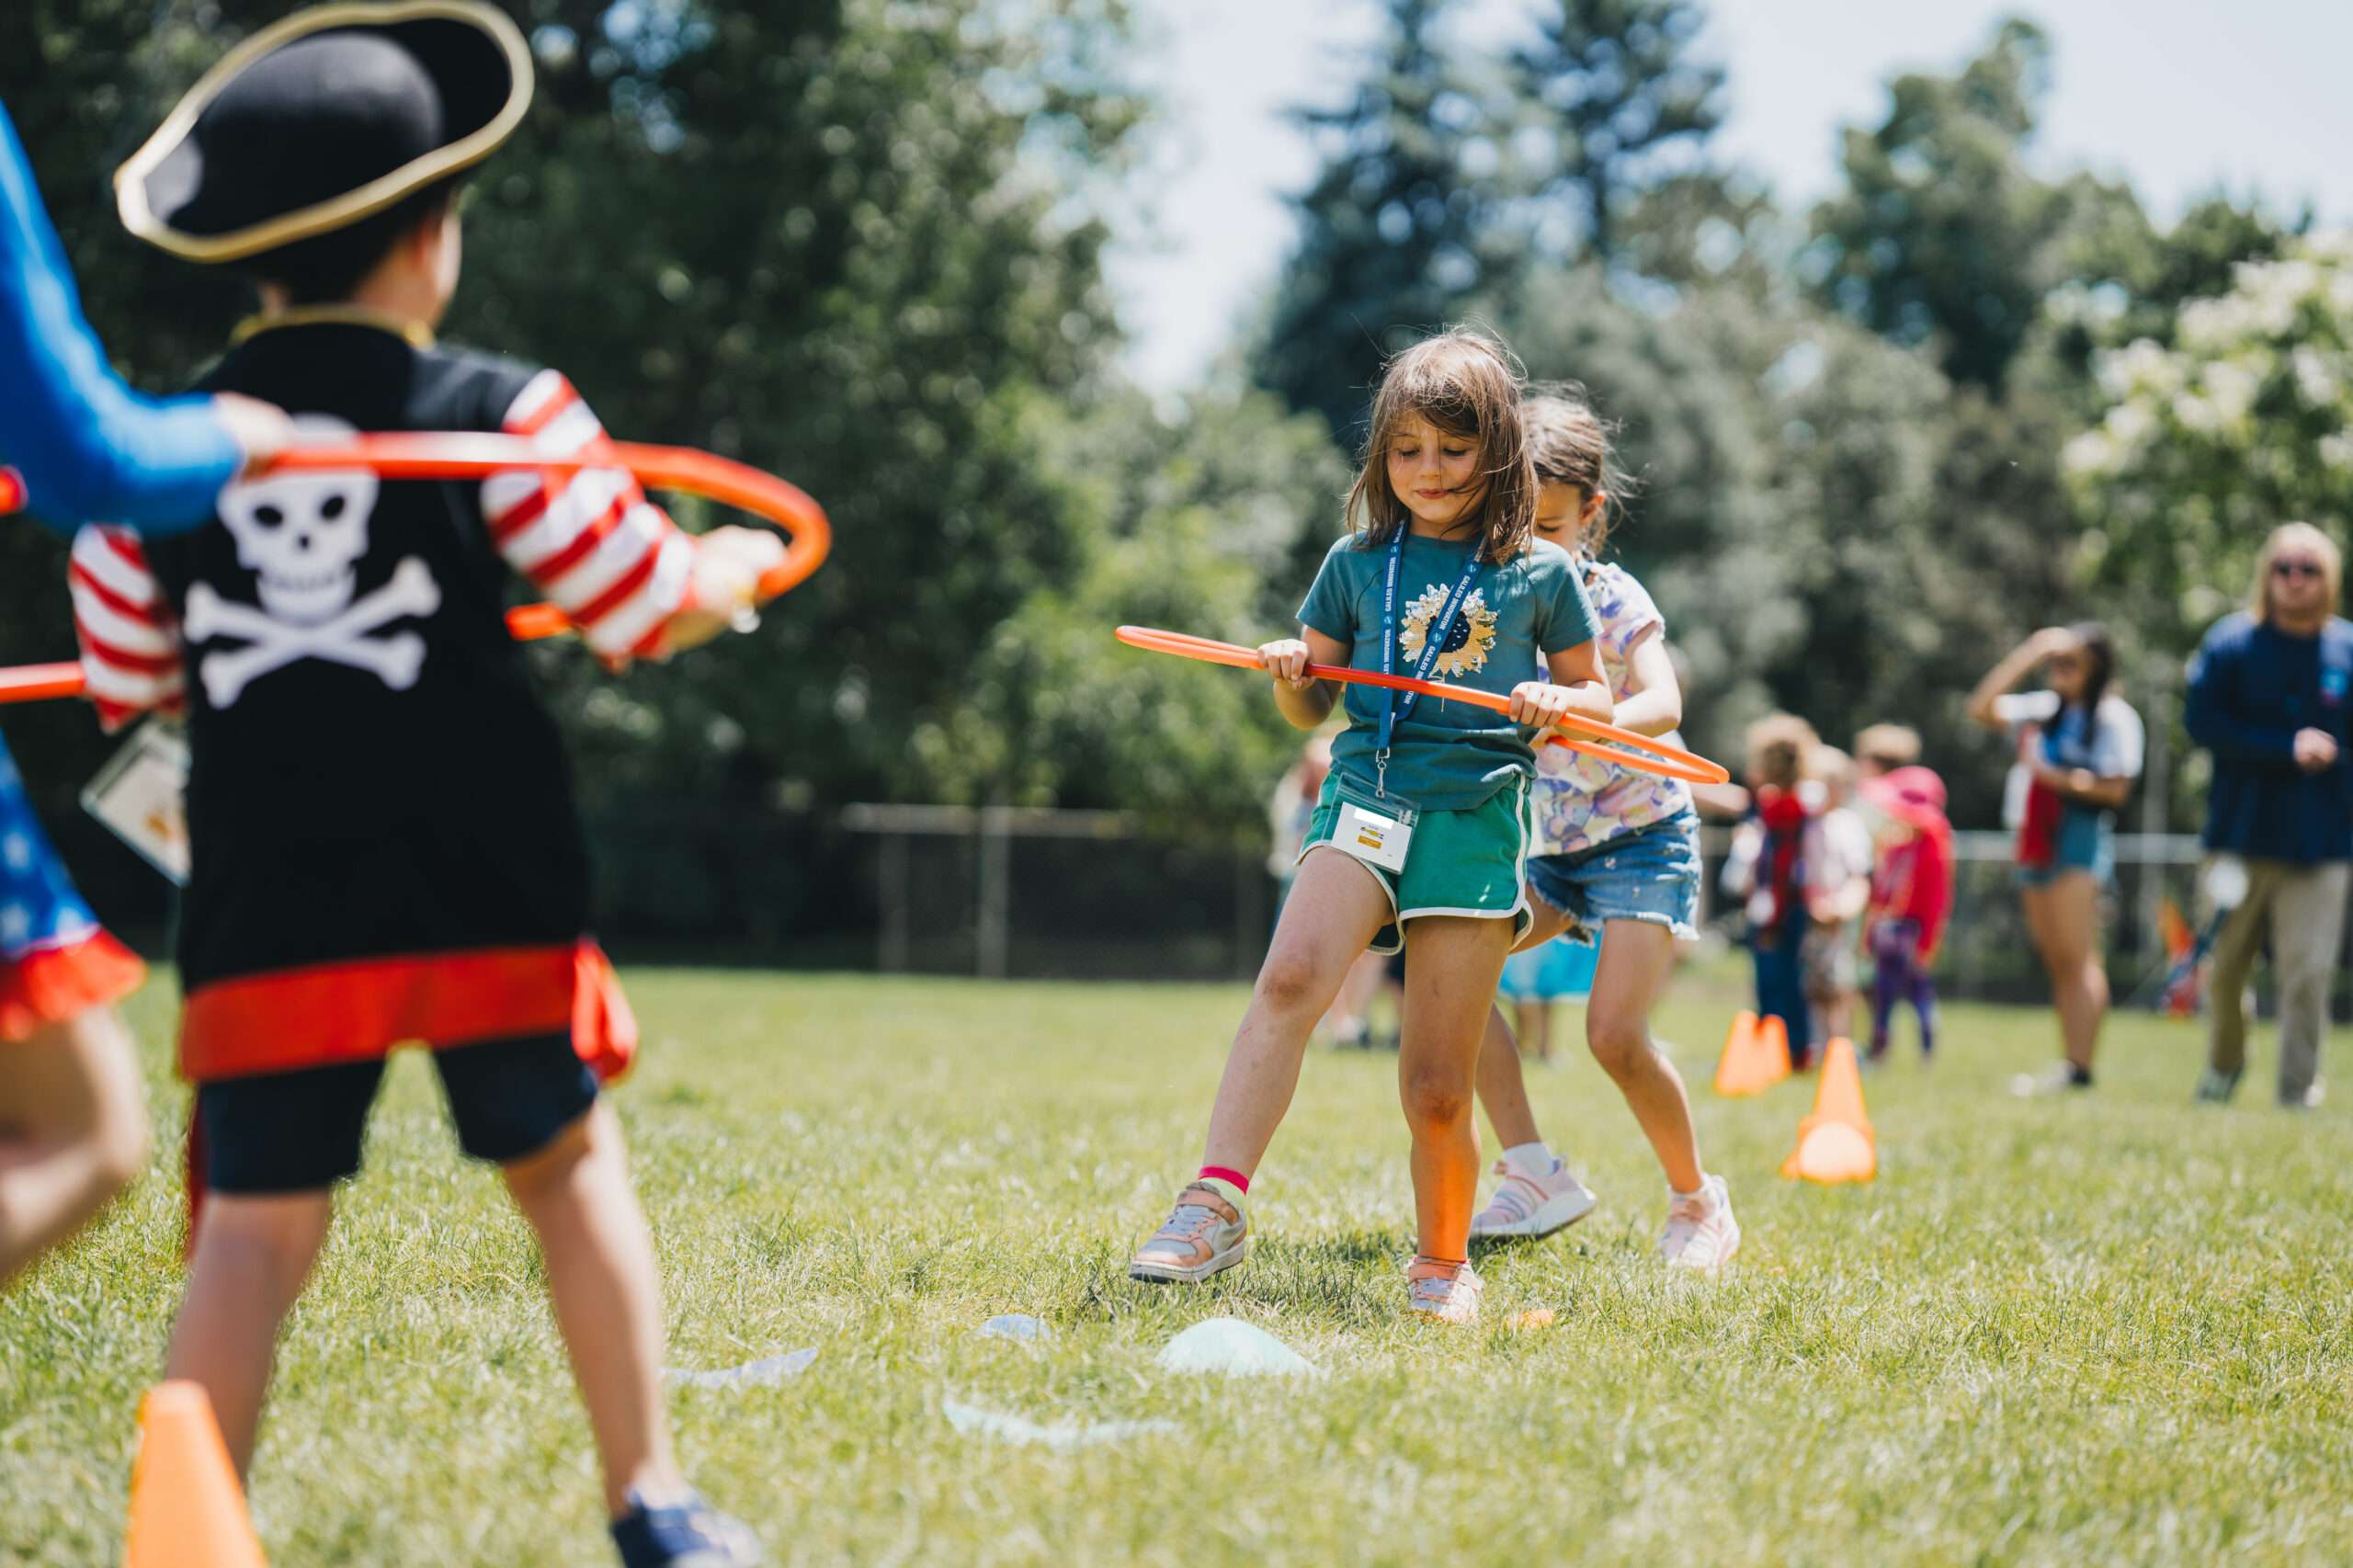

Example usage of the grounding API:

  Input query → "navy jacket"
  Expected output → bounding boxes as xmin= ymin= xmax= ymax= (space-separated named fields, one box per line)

xmin=2184 ymin=611 xmax=2353 ymax=862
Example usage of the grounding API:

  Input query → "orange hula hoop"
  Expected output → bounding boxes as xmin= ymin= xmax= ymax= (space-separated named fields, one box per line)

xmin=0 ymin=436 xmax=830 ymax=706
xmin=1114 ymin=625 xmax=1732 ymax=787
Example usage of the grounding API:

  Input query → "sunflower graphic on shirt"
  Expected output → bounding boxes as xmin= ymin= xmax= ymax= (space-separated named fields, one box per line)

xmin=1398 ymin=585 xmax=1498 ymax=678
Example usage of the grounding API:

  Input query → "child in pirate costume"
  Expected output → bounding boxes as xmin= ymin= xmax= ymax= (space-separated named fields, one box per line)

xmin=75 ymin=6 xmax=775 ymax=1562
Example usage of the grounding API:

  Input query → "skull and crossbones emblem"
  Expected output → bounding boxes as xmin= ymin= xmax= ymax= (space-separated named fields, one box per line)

xmin=187 ymin=417 xmax=442 ymax=709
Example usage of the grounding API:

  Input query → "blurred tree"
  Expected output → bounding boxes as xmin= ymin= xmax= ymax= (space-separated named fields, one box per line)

xmin=4 ymin=0 xmax=1168 ymax=828
xmin=1252 ymin=0 xmax=1494 ymax=446
xmin=2067 ymin=234 xmax=2353 ymax=656
xmin=919 ymin=383 xmax=1349 ymax=827
xmin=1804 ymin=17 xmax=2142 ymax=395
xmin=1505 ymin=0 xmax=1723 ymax=264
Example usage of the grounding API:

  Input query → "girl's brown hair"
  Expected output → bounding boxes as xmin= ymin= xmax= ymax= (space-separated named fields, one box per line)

xmin=1522 ymin=381 xmax=1631 ymax=557
xmin=1344 ymin=328 xmax=1536 ymax=564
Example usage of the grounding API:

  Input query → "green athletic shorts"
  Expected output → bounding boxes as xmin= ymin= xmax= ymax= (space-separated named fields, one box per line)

xmin=1298 ymin=772 xmax=1533 ymax=955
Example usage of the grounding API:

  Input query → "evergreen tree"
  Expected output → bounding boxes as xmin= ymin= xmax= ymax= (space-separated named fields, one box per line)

xmin=1506 ymin=0 xmax=1723 ymax=264
xmin=1252 ymin=0 xmax=1490 ymax=445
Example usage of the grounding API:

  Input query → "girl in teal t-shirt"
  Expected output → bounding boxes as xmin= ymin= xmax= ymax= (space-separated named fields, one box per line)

xmin=1129 ymin=328 xmax=1607 ymax=1324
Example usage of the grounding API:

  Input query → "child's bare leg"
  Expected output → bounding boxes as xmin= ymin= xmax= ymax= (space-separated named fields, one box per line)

xmin=1323 ymin=950 xmax=1383 ymax=1040
xmin=1586 ymin=920 xmax=1705 ymax=1194
xmin=1398 ymin=916 xmax=1514 ymax=1261
xmin=1475 ymin=1005 xmax=1544 ymax=1150
xmin=0 ymin=1007 xmax=148 ymax=1284
xmin=501 ymin=1103 xmax=682 ymax=1517
xmin=1200 ymin=850 xmax=1391 ymax=1176
xmin=1509 ymin=896 xmax=1571 ymax=954
xmin=1505 ymin=998 xmax=1540 ymax=1062
xmin=163 ymin=1191 xmax=335 ymax=1475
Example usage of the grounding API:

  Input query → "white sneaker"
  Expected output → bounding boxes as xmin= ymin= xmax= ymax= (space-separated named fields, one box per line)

xmin=1658 ymin=1175 xmax=1739 ymax=1270
xmin=1129 ymin=1182 xmax=1250 ymax=1284
xmin=1404 ymin=1256 xmax=1483 ymax=1324
xmin=1469 ymin=1158 xmax=1597 ymax=1240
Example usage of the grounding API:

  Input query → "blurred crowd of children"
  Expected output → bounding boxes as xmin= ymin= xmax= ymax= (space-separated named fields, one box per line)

xmin=1720 ymin=718 xmax=1956 ymax=1070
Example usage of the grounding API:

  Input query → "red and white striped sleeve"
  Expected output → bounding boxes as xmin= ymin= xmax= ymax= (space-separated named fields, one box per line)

xmin=70 ymin=525 xmax=184 ymax=731
xmin=480 ymin=370 xmax=696 ymax=662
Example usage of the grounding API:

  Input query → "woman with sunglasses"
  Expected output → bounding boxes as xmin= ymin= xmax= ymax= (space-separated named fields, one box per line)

xmin=2183 ymin=524 xmax=2353 ymax=1109
xmin=1969 ymin=621 xmax=2144 ymax=1094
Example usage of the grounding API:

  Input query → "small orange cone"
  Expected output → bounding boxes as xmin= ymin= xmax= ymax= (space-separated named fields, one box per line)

xmin=1711 ymin=1011 xmax=1760 ymax=1095
xmin=122 ymin=1381 xmax=267 ymax=1568
xmin=1714 ymin=1010 xmax=1794 ymax=1096
xmin=1779 ymin=1038 xmax=1876 ymax=1184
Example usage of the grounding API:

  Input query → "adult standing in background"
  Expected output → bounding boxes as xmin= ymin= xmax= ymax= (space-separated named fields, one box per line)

xmin=1969 ymin=622 xmax=2144 ymax=1095
xmin=2184 ymin=523 xmax=2353 ymax=1109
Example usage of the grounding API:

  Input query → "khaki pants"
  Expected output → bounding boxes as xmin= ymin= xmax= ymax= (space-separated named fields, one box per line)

xmin=2206 ymin=858 xmax=2351 ymax=1105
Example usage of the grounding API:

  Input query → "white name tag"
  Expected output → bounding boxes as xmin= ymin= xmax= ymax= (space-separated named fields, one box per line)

xmin=1334 ymin=800 xmax=1413 ymax=873
xmin=80 ymin=721 xmax=191 ymax=886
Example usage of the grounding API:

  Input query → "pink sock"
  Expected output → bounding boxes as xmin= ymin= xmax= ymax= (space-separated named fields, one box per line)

xmin=1198 ymin=1165 xmax=1250 ymax=1194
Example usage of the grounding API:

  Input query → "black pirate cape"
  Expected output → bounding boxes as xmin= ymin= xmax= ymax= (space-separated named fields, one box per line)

xmin=74 ymin=3 xmax=694 ymax=1085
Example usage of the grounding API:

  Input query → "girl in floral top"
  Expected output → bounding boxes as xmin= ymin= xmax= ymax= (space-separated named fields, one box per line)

xmin=1466 ymin=385 xmax=1737 ymax=1269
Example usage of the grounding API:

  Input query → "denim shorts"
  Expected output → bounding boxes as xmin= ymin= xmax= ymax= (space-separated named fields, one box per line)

xmin=2018 ymin=809 xmax=2113 ymax=888
xmin=1524 ymin=812 xmax=1702 ymax=946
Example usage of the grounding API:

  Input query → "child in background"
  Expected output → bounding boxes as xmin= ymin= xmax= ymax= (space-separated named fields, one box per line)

xmin=1495 ymin=934 xmax=1598 ymax=1066
xmin=1855 ymin=723 xmax=1923 ymax=780
xmin=83 ymin=10 xmax=773 ymax=1561
xmin=1724 ymin=714 xmax=1826 ymax=1068
xmin=1860 ymin=766 xmax=1955 ymax=1062
xmin=1463 ymin=386 xmax=1737 ymax=1268
xmin=1129 ymin=330 xmax=1609 ymax=1323
xmin=1802 ymin=745 xmax=1873 ymax=1045
xmin=0 ymin=102 xmax=294 ymax=1289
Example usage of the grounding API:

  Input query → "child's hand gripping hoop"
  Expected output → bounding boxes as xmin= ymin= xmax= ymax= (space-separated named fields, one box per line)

xmin=1113 ymin=625 xmax=1732 ymax=786
xmin=0 ymin=435 xmax=831 ymax=706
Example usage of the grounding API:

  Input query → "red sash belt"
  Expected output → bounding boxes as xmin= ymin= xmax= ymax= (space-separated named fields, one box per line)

xmin=180 ymin=939 xmax=639 ymax=1084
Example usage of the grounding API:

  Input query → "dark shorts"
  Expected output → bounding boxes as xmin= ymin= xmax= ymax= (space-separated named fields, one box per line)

xmin=197 ymin=1031 xmax=598 ymax=1194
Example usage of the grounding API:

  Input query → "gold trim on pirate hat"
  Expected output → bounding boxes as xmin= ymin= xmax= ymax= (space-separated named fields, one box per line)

xmin=116 ymin=0 xmax=532 ymax=264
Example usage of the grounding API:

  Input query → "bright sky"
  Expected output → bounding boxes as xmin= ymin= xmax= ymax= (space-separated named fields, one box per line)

xmin=1106 ymin=0 xmax=2353 ymax=390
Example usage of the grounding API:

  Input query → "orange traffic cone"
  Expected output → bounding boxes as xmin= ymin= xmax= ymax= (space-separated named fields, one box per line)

xmin=1713 ymin=1010 xmax=1794 ymax=1096
xmin=1779 ymin=1038 xmax=1876 ymax=1184
xmin=122 ymin=1381 xmax=267 ymax=1568
xmin=1711 ymin=1011 xmax=1760 ymax=1095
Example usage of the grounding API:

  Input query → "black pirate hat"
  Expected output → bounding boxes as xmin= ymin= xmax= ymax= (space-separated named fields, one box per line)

xmin=116 ymin=1 xmax=531 ymax=263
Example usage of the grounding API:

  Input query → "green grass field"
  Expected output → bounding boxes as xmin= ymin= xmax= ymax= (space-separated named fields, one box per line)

xmin=6 ymin=966 xmax=2351 ymax=1566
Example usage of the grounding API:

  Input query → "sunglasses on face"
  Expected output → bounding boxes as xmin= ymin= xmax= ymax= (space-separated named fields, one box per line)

xmin=2273 ymin=559 xmax=2325 ymax=580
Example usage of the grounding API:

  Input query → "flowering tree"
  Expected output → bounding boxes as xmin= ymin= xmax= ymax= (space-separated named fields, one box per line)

xmin=2067 ymin=233 xmax=2353 ymax=647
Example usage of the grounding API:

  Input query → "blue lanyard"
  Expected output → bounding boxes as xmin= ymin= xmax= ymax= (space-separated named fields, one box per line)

xmin=1374 ymin=528 xmax=1484 ymax=799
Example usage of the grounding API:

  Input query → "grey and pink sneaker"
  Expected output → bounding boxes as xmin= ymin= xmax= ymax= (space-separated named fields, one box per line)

xmin=1129 ymin=1180 xmax=1250 ymax=1284
xmin=1404 ymin=1256 xmax=1483 ymax=1324
xmin=1469 ymin=1157 xmax=1597 ymax=1240
xmin=1658 ymin=1174 xmax=1740 ymax=1270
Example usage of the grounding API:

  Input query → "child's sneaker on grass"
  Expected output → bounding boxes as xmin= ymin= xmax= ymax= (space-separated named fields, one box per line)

xmin=610 ymin=1490 xmax=763 ymax=1567
xmin=1468 ymin=1157 xmax=1597 ymax=1240
xmin=2010 ymin=1062 xmax=2094 ymax=1097
xmin=1404 ymin=1256 xmax=1483 ymax=1324
xmin=2194 ymin=1066 xmax=2242 ymax=1104
xmin=1129 ymin=1180 xmax=1250 ymax=1284
xmin=1658 ymin=1175 xmax=1739 ymax=1271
